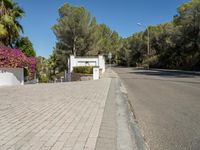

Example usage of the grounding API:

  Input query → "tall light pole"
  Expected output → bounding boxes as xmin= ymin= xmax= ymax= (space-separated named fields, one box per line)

xmin=137 ymin=23 xmax=150 ymax=55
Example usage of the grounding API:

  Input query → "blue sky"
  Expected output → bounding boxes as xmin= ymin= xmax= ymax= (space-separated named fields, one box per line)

xmin=16 ymin=0 xmax=189 ymax=58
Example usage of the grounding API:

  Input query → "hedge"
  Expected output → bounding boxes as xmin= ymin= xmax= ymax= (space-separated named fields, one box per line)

xmin=73 ymin=66 xmax=93 ymax=74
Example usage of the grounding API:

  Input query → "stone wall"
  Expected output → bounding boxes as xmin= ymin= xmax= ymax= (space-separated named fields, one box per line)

xmin=71 ymin=73 xmax=93 ymax=81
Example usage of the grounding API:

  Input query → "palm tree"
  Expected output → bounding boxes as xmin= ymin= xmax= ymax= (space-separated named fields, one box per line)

xmin=0 ymin=0 xmax=24 ymax=47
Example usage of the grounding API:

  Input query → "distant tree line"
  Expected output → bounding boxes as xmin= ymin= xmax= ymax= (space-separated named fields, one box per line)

xmin=52 ymin=0 xmax=200 ymax=73
xmin=117 ymin=0 xmax=200 ymax=70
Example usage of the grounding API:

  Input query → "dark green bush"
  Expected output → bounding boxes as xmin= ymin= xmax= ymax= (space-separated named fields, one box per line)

xmin=39 ymin=75 xmax=49 ymax=83
xmin=73 ymin=66 xmax=93 ymax=74
xmin=24 ymin=68 xmax=29 ymax=77
xmin=143 ymin=55 xmax=159 ymax=68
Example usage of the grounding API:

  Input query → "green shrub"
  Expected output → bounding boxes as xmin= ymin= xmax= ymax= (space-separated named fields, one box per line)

xmin=143 ymin=55 xmax=159 ymax=68
xmin=39 ymin=74 xmax=49 ymax=83
xmin=54 ymin=71 xmax=64 ymax=79
xmin=73 ymin=66 xmax=93 ymax=74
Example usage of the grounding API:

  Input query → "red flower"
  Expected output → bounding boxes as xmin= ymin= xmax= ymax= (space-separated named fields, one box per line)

xmin=0 ymin=47 xmax=36 ymax=80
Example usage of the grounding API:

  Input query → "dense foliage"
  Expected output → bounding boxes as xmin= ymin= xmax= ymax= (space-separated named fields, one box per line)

xmin=0 ymin=0 xmax=37 ymax=81
xmin=36 ymin=55 xmax=61 ymax=83
xmin=0 ymin=0 xmax=36 ymax=56
xmin=0 ymin=0 xmax=24 ymax=47
xmin=117 ymin=0 xmax=200 ymax=70
xmin=0 ymin=47 xmax=36 ymax=79
xmin=36 ymin=56 xmax=50 ymax=82
xmin=15 ymin=37 xmax=36 ymax=57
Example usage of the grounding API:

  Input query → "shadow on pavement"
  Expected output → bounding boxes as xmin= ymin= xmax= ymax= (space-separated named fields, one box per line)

xmin=113 ymin=68 xmax=200 ymax=85
xmin=129 ymin=71 xmax=194 ymax=78
xmin=128 ymin=68 xmax=200 ymax=78
xmin=117 ymin=76 xmax=200 ymax=85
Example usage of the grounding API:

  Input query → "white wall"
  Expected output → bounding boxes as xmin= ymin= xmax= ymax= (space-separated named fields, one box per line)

xmin=69 ymin=55 xmax=105 ymax=73
xmin=0 ymin=68 xmax=24 ymax=86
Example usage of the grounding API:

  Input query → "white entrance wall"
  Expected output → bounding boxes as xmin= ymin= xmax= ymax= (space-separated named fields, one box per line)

xmin=69 ymin=55 xmax=105 ymax=73
xmin=0 ymin=68 xmax=24 ymax=86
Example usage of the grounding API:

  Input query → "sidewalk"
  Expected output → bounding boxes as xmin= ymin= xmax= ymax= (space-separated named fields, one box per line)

xmin=0 ymin=69 xmax=139 ymax=150
xmin=0 ymin=78 xmax=111 ymax=150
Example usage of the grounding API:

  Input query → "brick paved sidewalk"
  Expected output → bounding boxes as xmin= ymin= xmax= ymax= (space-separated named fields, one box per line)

xmin=0 ymin=78 xmax=111 ymax=150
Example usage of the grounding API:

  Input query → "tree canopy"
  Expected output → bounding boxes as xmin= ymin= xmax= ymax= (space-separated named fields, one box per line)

xmin=116 ymin=0 xmax=200 ymax=70
xmin=0 ymin=0 xmax=24 ymax=47
xmin=50 ymin=1 xmax=200 ymax=72
xmin=15 ymin=37 xmax=36 ymax=57
xmin=52 ymin=4 xmax=95 ymax=56
xmin=52 ymin=3 xmax=121 ymax=71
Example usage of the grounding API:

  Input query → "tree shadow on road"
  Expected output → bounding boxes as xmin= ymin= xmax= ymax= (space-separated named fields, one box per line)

xmin=112 ymin=67 xmax=200 ymax=84
xmin=128 ymin=68 xmax=200 ymax=78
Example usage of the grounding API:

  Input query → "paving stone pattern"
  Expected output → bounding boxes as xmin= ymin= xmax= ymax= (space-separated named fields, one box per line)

xmin=0 ymin=78 xmax=111 ymax=150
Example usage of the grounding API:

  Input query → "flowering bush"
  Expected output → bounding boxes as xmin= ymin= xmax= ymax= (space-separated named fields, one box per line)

xmin=0 ymin=46 xmax=36 ymax=80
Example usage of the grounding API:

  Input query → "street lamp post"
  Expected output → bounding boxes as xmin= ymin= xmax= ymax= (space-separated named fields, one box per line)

xmin=137 ymin=23 xmax=150 ymax=55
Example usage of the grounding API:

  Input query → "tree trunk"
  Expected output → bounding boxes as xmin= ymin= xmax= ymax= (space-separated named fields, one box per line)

xmin=73 ymin=37 xmax=77 ymax=57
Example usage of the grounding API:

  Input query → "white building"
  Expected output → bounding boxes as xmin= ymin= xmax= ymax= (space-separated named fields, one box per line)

xmin=68 ymin=55 xmax=105 ymax=73
xmin=67 ymin=55 xmax=105 ymax=80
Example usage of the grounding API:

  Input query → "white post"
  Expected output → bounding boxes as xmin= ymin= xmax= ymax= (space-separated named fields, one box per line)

xmin=98 ymin=55 xmax=105 ymax=73
xmin=70 ymin=55 xmax=75 ymax=72
xmin=93 ymin=67 xmax=99 ymax=80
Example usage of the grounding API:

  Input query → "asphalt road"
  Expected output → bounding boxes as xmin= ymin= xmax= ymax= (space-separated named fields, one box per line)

xmin=113 ymin=67 xmax=200 ymax=150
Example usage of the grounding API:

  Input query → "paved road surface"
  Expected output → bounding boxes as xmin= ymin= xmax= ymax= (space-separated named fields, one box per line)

xmin=113 ymin=67 xmax=200 ymax=150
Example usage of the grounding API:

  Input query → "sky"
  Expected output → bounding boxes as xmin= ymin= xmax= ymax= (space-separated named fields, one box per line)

xmin=16 ymin=0 xmax=189 ymax=58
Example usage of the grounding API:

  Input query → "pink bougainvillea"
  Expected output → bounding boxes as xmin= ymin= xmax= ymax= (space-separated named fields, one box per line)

xmin=0 ymin=46 xmax=36 ymax=80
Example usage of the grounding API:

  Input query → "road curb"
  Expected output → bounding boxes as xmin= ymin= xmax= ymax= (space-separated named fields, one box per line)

xmin=118 ymin=79 xmax=149 ymax=150
xmin=102 ymin=68 xmax=149 ymax=150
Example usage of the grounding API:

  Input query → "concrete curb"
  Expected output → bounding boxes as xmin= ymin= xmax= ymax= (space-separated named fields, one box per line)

xmin=106 ymin=68 xmax=149 ymax=150
xmin=116 ymin=78 xmax=135 ymax=150
xmin=118 ymin=79 xmax=149 ymax=150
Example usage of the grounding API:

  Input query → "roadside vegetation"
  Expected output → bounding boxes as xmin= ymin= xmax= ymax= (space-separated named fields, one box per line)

xmin=0 ymin=0 xmax=35 ymax=56
xmin=117 ymin=0 xmax=200 ymax=70
xmin=73 ymin=66 xmax=93 ymax=74
xmin=51 ymin=0 xmax=200 ymax=73
xmin=1 ymin=0 xmax=199 ymax=82
xmin=0 ymin=0 xmax=36 ymax=80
